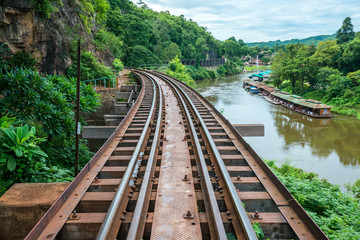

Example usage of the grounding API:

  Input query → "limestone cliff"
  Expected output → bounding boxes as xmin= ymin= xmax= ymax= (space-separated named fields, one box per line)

xmin=0 ymin=0 xmax=113 ymax=75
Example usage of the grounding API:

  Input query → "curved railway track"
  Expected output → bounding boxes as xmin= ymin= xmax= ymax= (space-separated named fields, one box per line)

xmin=25 ymin=70 xmax=328 ymax=240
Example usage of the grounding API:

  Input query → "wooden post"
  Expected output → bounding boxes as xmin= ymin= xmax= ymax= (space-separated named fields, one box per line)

xmin=75 ymin=39 xmax=81 ymax=176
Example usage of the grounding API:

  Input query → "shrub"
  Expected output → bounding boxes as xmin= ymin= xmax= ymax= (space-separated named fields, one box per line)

xmin=0 ymin=124 xmax=47 ymax=183
xmin=166 ymin=56 xmax=196 ymax=88
xmin=0 ymin=68 xmax=100 ymax=168
xmin=0 ymin=42 xmax=11 ymax=73
xmin=266 ymin=160 xmax=360 ymax=239
xmin=66 ymin=50 xmax=115 ymax=80
xmin=113 ymin=58 xmax=124 ymax=72
xmin=185 ymin=65 xmax=217 ymax=80
xmin=95 ymin=29 xmax=124 ymax=59
xmin=126 ymin=45 xmax=162 ymax=67
xmin=9 ymin=50 xmax=37 ymax=70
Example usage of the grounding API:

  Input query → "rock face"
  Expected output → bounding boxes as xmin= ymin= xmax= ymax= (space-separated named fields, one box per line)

xmin=0 ymin=0 xmax=113 ymax=75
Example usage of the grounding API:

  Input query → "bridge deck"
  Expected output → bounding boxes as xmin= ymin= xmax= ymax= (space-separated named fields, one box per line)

xmin=24 ymin=70 xmax=328 ymax=240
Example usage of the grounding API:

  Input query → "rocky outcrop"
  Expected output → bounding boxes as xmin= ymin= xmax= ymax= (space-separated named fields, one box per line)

xmin=0 ymin=0 xmax=113 ymax=75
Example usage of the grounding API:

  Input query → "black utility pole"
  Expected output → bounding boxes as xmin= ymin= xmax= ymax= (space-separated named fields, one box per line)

xmin=75 ymin=39 xmax=81 ymax=176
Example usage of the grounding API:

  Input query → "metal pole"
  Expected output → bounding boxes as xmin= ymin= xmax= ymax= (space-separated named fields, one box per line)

xmin=75 ymin=39 xmax=81 ymax=176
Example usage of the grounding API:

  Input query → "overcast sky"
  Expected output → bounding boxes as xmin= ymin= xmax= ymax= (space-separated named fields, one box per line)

xmin=130 ymin=0 xmax=360 ymax=42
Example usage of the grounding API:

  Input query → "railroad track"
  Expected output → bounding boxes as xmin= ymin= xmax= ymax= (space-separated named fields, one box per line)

xmin=26 ymin=70 xmax=328 ymax=240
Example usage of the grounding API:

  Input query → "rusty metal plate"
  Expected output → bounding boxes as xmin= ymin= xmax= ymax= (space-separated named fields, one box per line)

xmin=279 ymin=206 xmax=315 ymax=240
xmin=151 ymin=78 xmax=202 ymax=240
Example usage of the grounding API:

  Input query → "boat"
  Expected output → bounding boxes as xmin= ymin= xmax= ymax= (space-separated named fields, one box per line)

xmin=242 ymin=79 xmax=333 ymax=118
xmin=263 ymin=95 xmax=280 ymax=105
xmin=249 ymin=86 xmax=259 ymax=94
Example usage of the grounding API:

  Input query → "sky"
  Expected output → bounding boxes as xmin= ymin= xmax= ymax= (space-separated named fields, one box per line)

xmin=130 ymin=0 xmax=360 ymax=42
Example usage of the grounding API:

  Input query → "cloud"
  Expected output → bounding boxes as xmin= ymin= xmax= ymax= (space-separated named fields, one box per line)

xmin=131 ymin=0 xmax=360 ymax=42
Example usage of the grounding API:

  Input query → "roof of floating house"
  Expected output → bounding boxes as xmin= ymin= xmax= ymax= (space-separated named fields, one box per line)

xmin=271 ymin=91 xmax=332 ymax=109
xmin=243 ymin=79 xmax=332 ymax=109
xmin=248 ymin=70 xmax=272 ymax=78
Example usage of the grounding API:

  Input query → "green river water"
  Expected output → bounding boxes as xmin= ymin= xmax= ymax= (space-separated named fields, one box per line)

xmin=195 ymin=74 xmax=360 ymax=189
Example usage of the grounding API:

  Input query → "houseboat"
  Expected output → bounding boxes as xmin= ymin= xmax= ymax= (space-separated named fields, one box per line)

xmin=242 ymin=79 xmax=332 ymax=118
xmin=271 ymin=91 xmax=332 ymax=118
xmin=249 ymin=86 xmax=259 ymax=94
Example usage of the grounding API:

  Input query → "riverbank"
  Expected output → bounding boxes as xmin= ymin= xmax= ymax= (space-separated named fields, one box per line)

xmin=266 ymin=160 xmax=359 ymax=239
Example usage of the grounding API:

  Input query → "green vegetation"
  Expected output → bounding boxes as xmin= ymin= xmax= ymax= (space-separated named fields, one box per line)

xmin=271 ymin=17 xmax=360 ymax=119
xmin=252 ymin=222 xmax=265 ymax=240
xmin=113 ymin=58 xmax=124 ymax=72
xmin=94 ymin=29 xmax=124 ymax=59
xmin=31 ymin=0 xmax=273 ymax=79
xmin=165 ymin=56 xmax=196 ymax=88
xmin=266 ymin=160 xmax=360 ymax=239
xmin=117 ymin=98 xmax=127 ymax=102
xmin=33 ymin=0 xmax=62 ymax=19
xmin=186 ymin=65 xmax=217 ymax=80
xmin=0 ymin=67 xmax=100 ymax=195
xmin=244 ymin=65 xmax=270 ymax=72
xmin=247 ymin=34 xmax=336 ymax=48
xmin=66 ymin=47 xmax=115 ymax=80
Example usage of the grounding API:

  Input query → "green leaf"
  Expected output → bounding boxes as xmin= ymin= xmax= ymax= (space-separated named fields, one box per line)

xmin=3 ymin=128 xmax=17 ymax=144
xmin=32 ymin=149 xmax=48 ymax=158
xmin=14 ymin=149 xmax=23 ymax=158
xmin=16 ymin=126 xmax=23 ymax=144
xmin=7 ymin=158 xmax=16 ymax=171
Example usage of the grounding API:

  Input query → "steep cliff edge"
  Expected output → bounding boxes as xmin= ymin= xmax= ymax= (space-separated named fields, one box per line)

xmin=0 ymin=0 xmax=113 ymax=75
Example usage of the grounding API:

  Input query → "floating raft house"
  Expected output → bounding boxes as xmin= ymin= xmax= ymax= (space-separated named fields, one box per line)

xmin=243 ymin=79 xmax=332 ymax=118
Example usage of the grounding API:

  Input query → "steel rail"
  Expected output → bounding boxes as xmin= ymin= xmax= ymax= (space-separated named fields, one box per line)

xmin=155 ymin=72 xmax=228 ymax=240
xmin=155 ymin=71 xmax=258 ymax=240
xmin=126 ymin=72 xmax=163 ymax=240
xmin=96 ymin=74 xmax=158 ymax=240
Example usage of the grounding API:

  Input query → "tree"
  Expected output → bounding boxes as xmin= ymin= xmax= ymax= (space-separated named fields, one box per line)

xmin=316 ymin=67 xmax=342 ymax=89
xmin=163 ymin=43 xmax=182 ymax=60
xmin=338 ymin=37 xmax=360 ymax=73
xmin=262 ymin=56 xmax=271 ymax=64
xmin=336 ymin=17 xmax=355 ymax=44
xmin=106 ymin=13 xmax=152 ymax=48
xmin=310 ymin=40 xmax=341 ymax=68
xmin=347 ymin=70 xmax=360 ymax=86
xmin=153 ymin=18 xmax=170 ymax=57
xmin=271 ymin=43 xmax=317 ymax=92
xmin=195 ymin=38 xmax=209 ymax=62
xmin=126 ymin=45 xmax=162 ymax=67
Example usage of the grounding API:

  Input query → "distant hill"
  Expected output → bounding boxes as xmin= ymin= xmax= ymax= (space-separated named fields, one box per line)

xmin=247 ymin=34 xmax=336 ymax=48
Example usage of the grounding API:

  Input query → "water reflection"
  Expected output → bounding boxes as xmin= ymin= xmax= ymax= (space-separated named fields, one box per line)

xmin=195 ymin=74 xmax=360 ymax=187
xmin=272 ymin=109 xmax=360 ymax=165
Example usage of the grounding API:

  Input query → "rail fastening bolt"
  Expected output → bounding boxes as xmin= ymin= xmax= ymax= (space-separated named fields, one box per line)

xmin=183 ymin=210 xmax=194 ymax=219
xmin=182 ymin=175 xmax=190 ymax=181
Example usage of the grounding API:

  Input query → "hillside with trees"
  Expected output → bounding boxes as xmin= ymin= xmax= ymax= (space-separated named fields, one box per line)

xmin=247 ymin=34 xmax=336 ymax=48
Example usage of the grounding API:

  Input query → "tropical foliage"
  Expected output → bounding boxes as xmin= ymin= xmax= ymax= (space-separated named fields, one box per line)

xmin=0 ymin=68 xmax=100 ymax=194
xmin=165 ymin=56 xmax=196 ymax=87
xmin=266 ymin=160 xmax=360 ymax=239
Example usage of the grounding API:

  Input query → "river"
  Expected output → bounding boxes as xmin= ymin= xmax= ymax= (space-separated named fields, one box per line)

xmin=195 ymin=74 xmax=360 ymax=189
